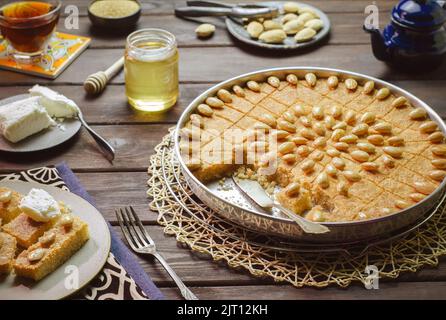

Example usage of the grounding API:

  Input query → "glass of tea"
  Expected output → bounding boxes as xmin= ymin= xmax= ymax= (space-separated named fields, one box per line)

xmin=125 ymin=28 xmax=179 ymax=113
xmin=0 ymin=0 xmax=61 ymax=61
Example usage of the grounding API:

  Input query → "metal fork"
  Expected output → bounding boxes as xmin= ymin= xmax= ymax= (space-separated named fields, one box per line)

xmin=115 ymin=206 xmax=198 ymax=300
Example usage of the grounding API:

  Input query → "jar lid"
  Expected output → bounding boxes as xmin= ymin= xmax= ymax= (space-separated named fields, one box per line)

xmin=392 ymin=0 xmax=446 ymax=29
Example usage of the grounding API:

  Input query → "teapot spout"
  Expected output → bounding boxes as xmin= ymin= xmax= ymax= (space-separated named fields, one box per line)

xmin=363 ymin=26 xmax=391 ymax=62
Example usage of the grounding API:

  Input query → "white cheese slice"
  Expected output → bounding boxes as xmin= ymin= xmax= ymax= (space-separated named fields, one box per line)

xmin=19 ymin=188 xmax=61 ymax=222
xmin=0 ymin=96 xmax=55 ymax=143
xmin=29 ymin=85 xmax=79 ymax=118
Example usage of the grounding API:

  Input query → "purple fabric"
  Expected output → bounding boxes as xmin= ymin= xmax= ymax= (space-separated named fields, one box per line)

xmin=56 ymin=163 xmax=164 ymax=300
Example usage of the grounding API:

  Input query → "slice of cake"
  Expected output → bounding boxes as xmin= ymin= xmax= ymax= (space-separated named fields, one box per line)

xmin=0 ymin=232 xmax=17 ymax=274
xmin=0 ymin=187 xmax=22 ymax=224
xmin=29 ymin=85 xmax=79 ymax=118
xmin=14 ymin=215 xmax=89 ymax=281
xmin=2 ymin=188 xmax=62 ymax=247
xmin=0 ymin=96 xmax=55 ymax=143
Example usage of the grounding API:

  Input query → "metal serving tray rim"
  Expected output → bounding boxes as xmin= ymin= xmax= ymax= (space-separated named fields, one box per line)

xmin=174 ymin=66 xmax=446 ymax=227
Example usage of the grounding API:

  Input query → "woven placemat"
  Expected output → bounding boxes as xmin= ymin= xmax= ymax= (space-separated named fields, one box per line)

xmin=147 ymin=130 xmax=446 ymax=288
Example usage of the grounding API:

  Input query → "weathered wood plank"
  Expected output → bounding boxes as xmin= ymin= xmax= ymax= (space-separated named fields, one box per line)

xmin=60 ymin=13 xmax=373 ymax=49
xmin=1 ymin=46 xmax=444 ymax=85
xmin=0 ymin=124 xmax=171 ymax=172
xmin=61 ymin=0 xmax=393 ymax=16
xmin=159 ymin=282 xmax=446 ymax=300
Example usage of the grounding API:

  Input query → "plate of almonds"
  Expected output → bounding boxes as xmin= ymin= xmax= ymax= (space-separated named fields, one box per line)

xmin=226 ymin=1 xmax=330 ymax=50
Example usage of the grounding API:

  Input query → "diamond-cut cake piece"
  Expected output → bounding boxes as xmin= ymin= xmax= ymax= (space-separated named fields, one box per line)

xmin=0 ymin=96 xmax=55 ymax=143
xmin=0 ymin=232 xmax=16 ymax=274
xmin=0 ymin=187 xmax=22 ymax=224
xmin=14 ymin=215 xmax=89 ymax=281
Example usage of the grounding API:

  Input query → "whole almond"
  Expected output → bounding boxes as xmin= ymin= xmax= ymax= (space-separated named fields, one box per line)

xmin=429 ymin=170 xmax=446 ymax=181
xmin=395 ymin=200 xmax=410 ymax=209
xmin=337 ymin=181 xmax=349 ymax=196
xmin=409 ymin=108 xmax=427 ymax=120
xmin=367 ymin=134 xmax=385 ymax=146
xmin=206 ymin=97 xmax=224 ymax=108
xmin=383 ymin=146 xmax=403 ymax=158
xmin=432 ymin=159 xmax=446 ymax=169
xmin=357 ymin=142 xmax=376 ymax=154
xmin=327 ymin=148 xmax=341 ymax=157
xmin=313 ymin=136 xmax=327 ymax=148
xmin=327 ymin=76 xmax=339 ymax=89
xmin=247 ymin=80 xmax=260 ymax=92
xmin=330 ymin=105 xmax=343 ymax=119
xmin=277 ymin=119 xmax=296 ymax=133
xmin=294 ymin=104 xmax=310 ymax=116
xmin=361 ymin=162 xmax=379 ymax=171
xmin=278 ymin=141 xmax=295 ymax=154
xmin=297 ymin=145 xmax=310 ymax=156
xmin=283 ymin=2 xmax=300 ymax=13
xmin=305 ymin=19 xmax=324 ymax=31
xmin=332 ymin=157 xmax=346 ymax=169
xmin=313 ymin=123 xmax=326 ymax=136
xmin=195 ymin=23 xmax=216 ymax=38
xmin=332 ymin=121 xmax=347 ymax=130
xmin=300 ymin=128 xmax=316 ymax=140
xmin=263 ymin=20 xmax=282 ymax=31
xmin=420 ymin=121 xmax=438 ymax=134
xmin=376 ymin=87 xmax=390 ymax=100
xmin=340 ymin=134 xmax=359 ymax=144
xmin=292 ymin=136 xmax=308 ymax=145
xmin=305 ymin=72 xmax=317 ymax=87
xmin=360 ymin=112 xmax=376 ymax=124
xmin=345 ymin=78 xmax=358 ymax=91
xmin=334 ymin=142 xmax=349 ymax=152
xmin=331 ymin=129 xmax=346 ymax=141
xmin=311 ymin=150 xmax=325 ymax=161
xmin=283 ymin=19 xmax=304 ymax=35
xmin=28 ymin=248 xmax=48 ymax=262
xmin=282 ymin=153 xmax=297 ymax=163
xmin=300 ymin=116 xmax=312 ymax=127
xmin=301 ymin=159 xmax=315 ymax=172
xmin=409 ymin=193 xmax=425 ymax=203
xmin=259 ymin=113 xmax=277 ymax=127
xmin=363 ymin=81 xmax=375 ymax=94
xmin=392 ymin=96 xmax=408 ymax=108
xmin=428 ymin=131 xmax=444 ymax=143
xmin=351 ymin=150 xmax=369 ymax=162
xmin=388 ymin=136 xmax=404 ymax=146
xmin=283 ymin=110 xmax=297 ymax=123
xmin=247 ymin=21 xmax=264 ymax=38
xmin=414 ymin=181 xmax=436 ymax=195
xmin=267 ymin=76 xmax=281 ymax=88
xmin=259 ymin=29 xmax=287 ymax=43
xmin=372 ymin=122 xmax=392 ymax=135
xmin=190 ymin=114 xmax=203 ymax=128
xmin=352 ymin=123 xmax=369 ymax=136
xmin=273 ymin=130 xmax=290 ymax=140
xmin=286 ymin=74 xmax=298 ymax=85
xmin=324 ymin=115 xmax=336 ymax=129
xmin=197 ymin=104 xmax=214 ymax=117
xmin=343 ymin=170 xmax=361 ymax=182
xmin=344 ymin=110 xmax=357 ymax=125
xmin=232 ymin=85 xmax=245 ymax=97
xmin=285 ymin=182 xmax=301 ymax=197
xmin=296 ymin=12 xmax=315 ymax=25
xmin=281 ymin=13 xmax=298 ymax=24
xmin=326 ymin=164 xmax=338 ymax=177
xmin=432 ymin=145 xmax=446 ymax=156
xmin=316 ymin=172 xmax=329 ymax=189
xmin=217 ymin=89 xmax=232 ymax=103
xmin=382 ymin=155 xmax=395 ymax=168
xmin=254 ymin=122 xmax=271 ymax=132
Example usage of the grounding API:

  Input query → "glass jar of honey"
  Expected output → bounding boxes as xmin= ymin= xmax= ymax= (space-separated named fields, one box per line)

xmin=125 ymin=28 xmax=179 ymax=113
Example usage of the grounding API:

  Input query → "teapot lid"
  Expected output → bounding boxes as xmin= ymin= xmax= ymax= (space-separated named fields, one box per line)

xmin=392 ymin=0 xmax=446 ymax=29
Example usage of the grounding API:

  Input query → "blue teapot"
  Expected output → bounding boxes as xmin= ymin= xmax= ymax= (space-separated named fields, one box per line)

xmin=364 ymin=0 xmax=446 ymax=71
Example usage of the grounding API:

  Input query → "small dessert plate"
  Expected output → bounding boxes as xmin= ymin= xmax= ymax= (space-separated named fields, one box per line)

xmin=0 ymin=94 xmax=82 ymax=153
xmin=0 ymin=180 xmax=111 ymax=300
xmin=226 ymin=1 xmax=331 ymax=50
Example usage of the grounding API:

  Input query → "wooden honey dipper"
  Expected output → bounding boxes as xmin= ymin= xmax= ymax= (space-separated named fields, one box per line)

xmin=84 ymin=57 xmax=125 ymax=94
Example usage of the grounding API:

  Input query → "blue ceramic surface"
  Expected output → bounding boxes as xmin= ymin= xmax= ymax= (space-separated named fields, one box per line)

xmin=365 ymin=0 xmax=446 ymax=70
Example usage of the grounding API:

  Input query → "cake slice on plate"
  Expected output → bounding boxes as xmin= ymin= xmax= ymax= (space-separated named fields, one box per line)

xmin=0 ymin=96 xmax=55 ymax=143
xmin=0 ymin=232 xmax=16 ymax=275
xmin=0 ymin=187 xmax=22 ymax=224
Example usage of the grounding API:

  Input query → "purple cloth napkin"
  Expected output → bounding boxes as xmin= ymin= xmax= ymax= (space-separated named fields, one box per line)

xmin=56 ymin=163 xmax=164 ymax=300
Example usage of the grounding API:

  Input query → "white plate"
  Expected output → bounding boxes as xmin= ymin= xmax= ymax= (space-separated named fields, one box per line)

xmin=0 ymin=94 xmax=82 ymax=153
xmin=0 ymin=181 xmax=111 ymax=300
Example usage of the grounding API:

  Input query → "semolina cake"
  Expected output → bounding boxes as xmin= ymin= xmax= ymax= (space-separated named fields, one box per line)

xmin=0 ymin=187 xmax=23 ymax=224
xmin=0 ymin=232 xmax=16 ymax=274
xmin=179 ymin=72 xmax=446 ymax=223
xmin=14 ymin=215 xmax=89 ymax=281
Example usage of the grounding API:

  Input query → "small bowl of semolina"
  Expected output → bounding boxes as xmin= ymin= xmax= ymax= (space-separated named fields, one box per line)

xmin=88 ymin=0 xmax=141 ymax=29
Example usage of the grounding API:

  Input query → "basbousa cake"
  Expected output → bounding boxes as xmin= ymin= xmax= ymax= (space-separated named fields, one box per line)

xmin=179 ymin=72 xmax=446 ymax=223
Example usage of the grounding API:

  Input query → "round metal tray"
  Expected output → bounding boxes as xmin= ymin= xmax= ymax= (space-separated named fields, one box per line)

xmin=174 ymin=67 xmax=446 ymax=243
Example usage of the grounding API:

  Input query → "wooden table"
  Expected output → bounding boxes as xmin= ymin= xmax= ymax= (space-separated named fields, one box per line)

xmin=1 ymin=0 xmax=446 ymax=300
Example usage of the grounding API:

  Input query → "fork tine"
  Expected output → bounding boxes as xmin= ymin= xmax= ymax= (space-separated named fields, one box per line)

xmin=120 ymin=207 xmax=145 ymax=249
xmin=128 ymin=206 xmax=155 ymax=245
xmin=124 ymin=207 xmax=151 ymax=247
xmin=115 ymin=208 xmax=139 ymax=252
xmin=122 ymin=207 xmax=149 ymax=248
